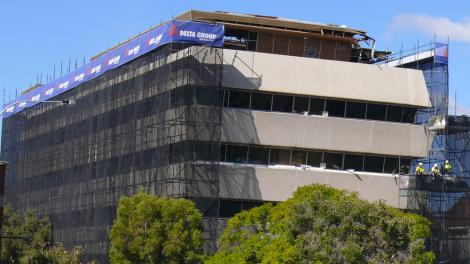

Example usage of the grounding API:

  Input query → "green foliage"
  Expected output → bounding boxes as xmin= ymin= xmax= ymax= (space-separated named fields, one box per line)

xmin=20 ymin=244 xmax=81 ymax=264
xmin=0 ymin=205 xmax=82 ymax=264
xmin=109 ymin=191 xmax=205 ymax=264
xmin=208 ymin=184 xmax=436 ymax=264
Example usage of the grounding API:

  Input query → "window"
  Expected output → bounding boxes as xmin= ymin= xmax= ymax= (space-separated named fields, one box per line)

xmin=270 ymin=148 xmax=291 ymax=165
xmin=251 ymin=92 xmax=272 ymax=111
xmin=384 ymin=157 xmax=399 ymax=173
xmin=248 ymin=31 xmax=258 ymax=51
xmin=345 ymin=102 xmax=366 ymax=119
xmin=195 ymin=142 xmax=217 ymax=160
xmin=364 ymin=156 xmax=384 ymax=173
xmin=399 ymin=158 xmax=412 ymax=174
xmin=309 ymin=98 xmax=325 ymax=115
xmin=386 ymin=105 xmax=403 ymax=122
xmin=196 ymin=87 xmax=217 ymax=106
xmin=272 ymin=95 xmax=293 ymax=112
xmin=228 ymin=90 xmax=250 ymax=108
xmin=323 ymin=152 xmax=343 ymax=170
xmin=225 ymin=145 xmax=248 ymax=163
xmin=293 ymin=96 xmax=309 ymax=114
xmin=248 ymin=146 xmax=270 ymax=164
xmin=402 ymin=107 xmax=417 ymax=123
xmin=325 ymin=100 xmax=345 ymax=117
xmin=220 ymin=144 xmax=227 ymax=161
xmin=242 ymin=201 xmax=264 ymax=210
xmin=219 ymin=200 xmax=242 ymax=217
xmin=343 ymin=154 xmax=364 ymax=171
xmin=366 ymin=104 xmax=386 ymax=121
xmin=222 ymin=90 xmax=229 ymax=107
xmin=307 ymin=151 xmax=322 ymax=167
xmin=291 ymin=150 xmax=307 ymax=165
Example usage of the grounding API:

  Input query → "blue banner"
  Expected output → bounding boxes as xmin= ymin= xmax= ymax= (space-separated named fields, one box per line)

xmin=2 ymin=20 xmax=224 ymax=118
xmin=434 ymin=43 xmax=448 ymax=64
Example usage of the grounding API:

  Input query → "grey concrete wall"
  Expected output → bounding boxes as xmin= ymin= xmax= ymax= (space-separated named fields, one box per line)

xmin=214 ymin=163 xmax=409 ymax=209
xmin=208 ymin=47 xmax=430 ymax=107
xmin=221 ymin=108 xmax=429 ymax=158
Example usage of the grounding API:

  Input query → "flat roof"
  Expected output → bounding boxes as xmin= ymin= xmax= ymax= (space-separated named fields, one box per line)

xmin=92 ymin=9 xmax=368 ymax=60
xmin=176 ymin=10 xmax=367 ymax=36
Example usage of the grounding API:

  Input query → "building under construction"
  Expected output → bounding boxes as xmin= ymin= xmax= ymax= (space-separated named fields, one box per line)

xmin=1 ymin=10 xmax=469 ymax=263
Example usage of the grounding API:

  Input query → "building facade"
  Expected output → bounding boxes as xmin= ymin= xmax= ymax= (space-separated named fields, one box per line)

xmin=1 ymin=10 xmax=435 ymax=263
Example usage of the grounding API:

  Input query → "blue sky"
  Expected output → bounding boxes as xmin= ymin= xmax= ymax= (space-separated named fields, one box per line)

xmin=1 ymin=0 xmax=470 ymax=112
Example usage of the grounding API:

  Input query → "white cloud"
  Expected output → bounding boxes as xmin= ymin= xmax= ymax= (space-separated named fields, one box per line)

xmin=388 ymin=14 xmax=470 ymax=43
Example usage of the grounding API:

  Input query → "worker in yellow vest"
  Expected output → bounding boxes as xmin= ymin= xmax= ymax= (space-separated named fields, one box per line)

xmin=443 ymin=160 xmax=452 ymax=174
xmin=415 ymin=162 xmax=425 ymax=175
xmin=415 ymin=162 xmax=425 ymax=189
xmin=431 ymin=163 xmax=441 ymax=184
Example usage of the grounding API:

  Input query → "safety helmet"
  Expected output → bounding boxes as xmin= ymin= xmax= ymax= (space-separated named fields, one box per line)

xmin=419 ymin=162 xmax=423 ymax=166
xmin=433 ymin=164 xmax=438 ymax=167
xmin=445 ymin=160 xmax=449 ymax=163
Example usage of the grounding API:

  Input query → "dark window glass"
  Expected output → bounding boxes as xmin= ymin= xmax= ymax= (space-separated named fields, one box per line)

xmin=325 ymin=100 xmax=346 ymax=117
xmin=399 ymin=158 xmax=412 ymax=174
xmin=242 ymin=201 xmax=263 ymax=210
xmin=226 ymin=145 xmax=248 ymax=163
xmin=291 ymin=150 xmax=307 ymax=165
xmin=386 ymin=105 xmax=403 ymax=122
xmin=402 ymin=107 xmax=417 ymax=123
xmin=248 ymin=41 xmax=257 ymax=51
xmin=196 ymin=87 xmax=217 ymax=106
xmin=366 ymin=104 xmax=387 ymax=121
xmin=223 ymin=90 xmax=229 ymax=107
xmin=294 ymin=96 xmax=309 ymax=114
xmin=195 ymin=142 xmax=218 ymax=161
xmin=219 ymin=144 xmax=227 ymax=161
xmin=323 ymin=152 xmax=343 ymax=170
xmin=248 ymin=32 xmax=258 ymax=51
xmin=251 ymin=92 xmax=272 ymax=111
xmin=345 ymin=102 xmax=366 ymax=119
xmin=309 ymin=98 xmax=325 ymax=115
xmin=384 ymin=157 xmax=399 ymax=173
xmin=248 ymin=146 xmax=270 ymax=164
xmin=272 ymin=95 xmax=293 ymax=112
xmin=307 ymin=151 xmax=323 ymax=167
xmin=343 ymin=154 xmax=364 ymax=171
xmin=364 ymin=156 xmax=384 ymax=173
xmin=219 ymin=200 xmax=242 ymax=217
xmin=229 ymin=90 xmax=250 ymax=108
xmin=270 ymin=148 xmax=291 ymax=165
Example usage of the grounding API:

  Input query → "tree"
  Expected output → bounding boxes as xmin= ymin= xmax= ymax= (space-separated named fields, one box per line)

xmin=109 ymin=192 xmax=205 ymax=264
xmin=0 ymin=205 xmax=82 ymax=264
xmin=207 ymin=184 xmax=436 ymax=264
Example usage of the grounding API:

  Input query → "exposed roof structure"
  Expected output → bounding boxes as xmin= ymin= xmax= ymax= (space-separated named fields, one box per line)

xmin=176 ymin=10 xmax=367 ymax=36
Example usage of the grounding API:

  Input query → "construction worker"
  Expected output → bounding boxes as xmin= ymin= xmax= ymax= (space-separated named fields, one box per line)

xmin=432 ymin=164 xmax=440 ymax=176
xmin=415 ymin=162 xmax=425 ymax=189
xmin=431 ymin=163 xmax=442 ymax=184
xmin=443 ymin=160 xmax=452 ymax=174
xmin=415 ymin=162 xmax=425 ymax=175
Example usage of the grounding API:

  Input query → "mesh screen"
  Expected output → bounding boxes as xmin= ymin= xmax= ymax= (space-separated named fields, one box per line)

xmin=1 ymin=43 xmax=223 ymax=263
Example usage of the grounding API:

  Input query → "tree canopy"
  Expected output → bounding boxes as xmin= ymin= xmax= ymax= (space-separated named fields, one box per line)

xmin=109 ymin=192 xmax=205 ymax=264
xmin=207 ymin=184 xmax=435 ymax=264
xmin=1 ymin=205 xmax=81 ymax=264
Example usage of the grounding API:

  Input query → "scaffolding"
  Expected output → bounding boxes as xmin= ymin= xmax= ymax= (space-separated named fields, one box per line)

xmin=380 ymin=42 xmax=470 ymax=263
xmin=0 ymin=43 xmax=224 ymax=263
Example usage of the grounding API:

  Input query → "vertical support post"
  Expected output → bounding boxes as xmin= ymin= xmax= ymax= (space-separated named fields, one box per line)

xmin=0 ymin=161 xmax=7 ymax=256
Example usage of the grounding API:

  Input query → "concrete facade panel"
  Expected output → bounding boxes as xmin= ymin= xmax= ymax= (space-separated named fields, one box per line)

xmin=222 ymin=109 xmax=429 ymax=157
xmin=216 ymin=163 xmax=407 ymax=208
xmin=216 ymin=48 xmax=430 ymax=107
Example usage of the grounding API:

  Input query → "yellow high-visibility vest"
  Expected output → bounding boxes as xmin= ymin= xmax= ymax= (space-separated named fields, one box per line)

xmin=416 ymin=166 xmax=424 ymax=174
xmin=445 ymin=163 xmax=452 ymax=171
